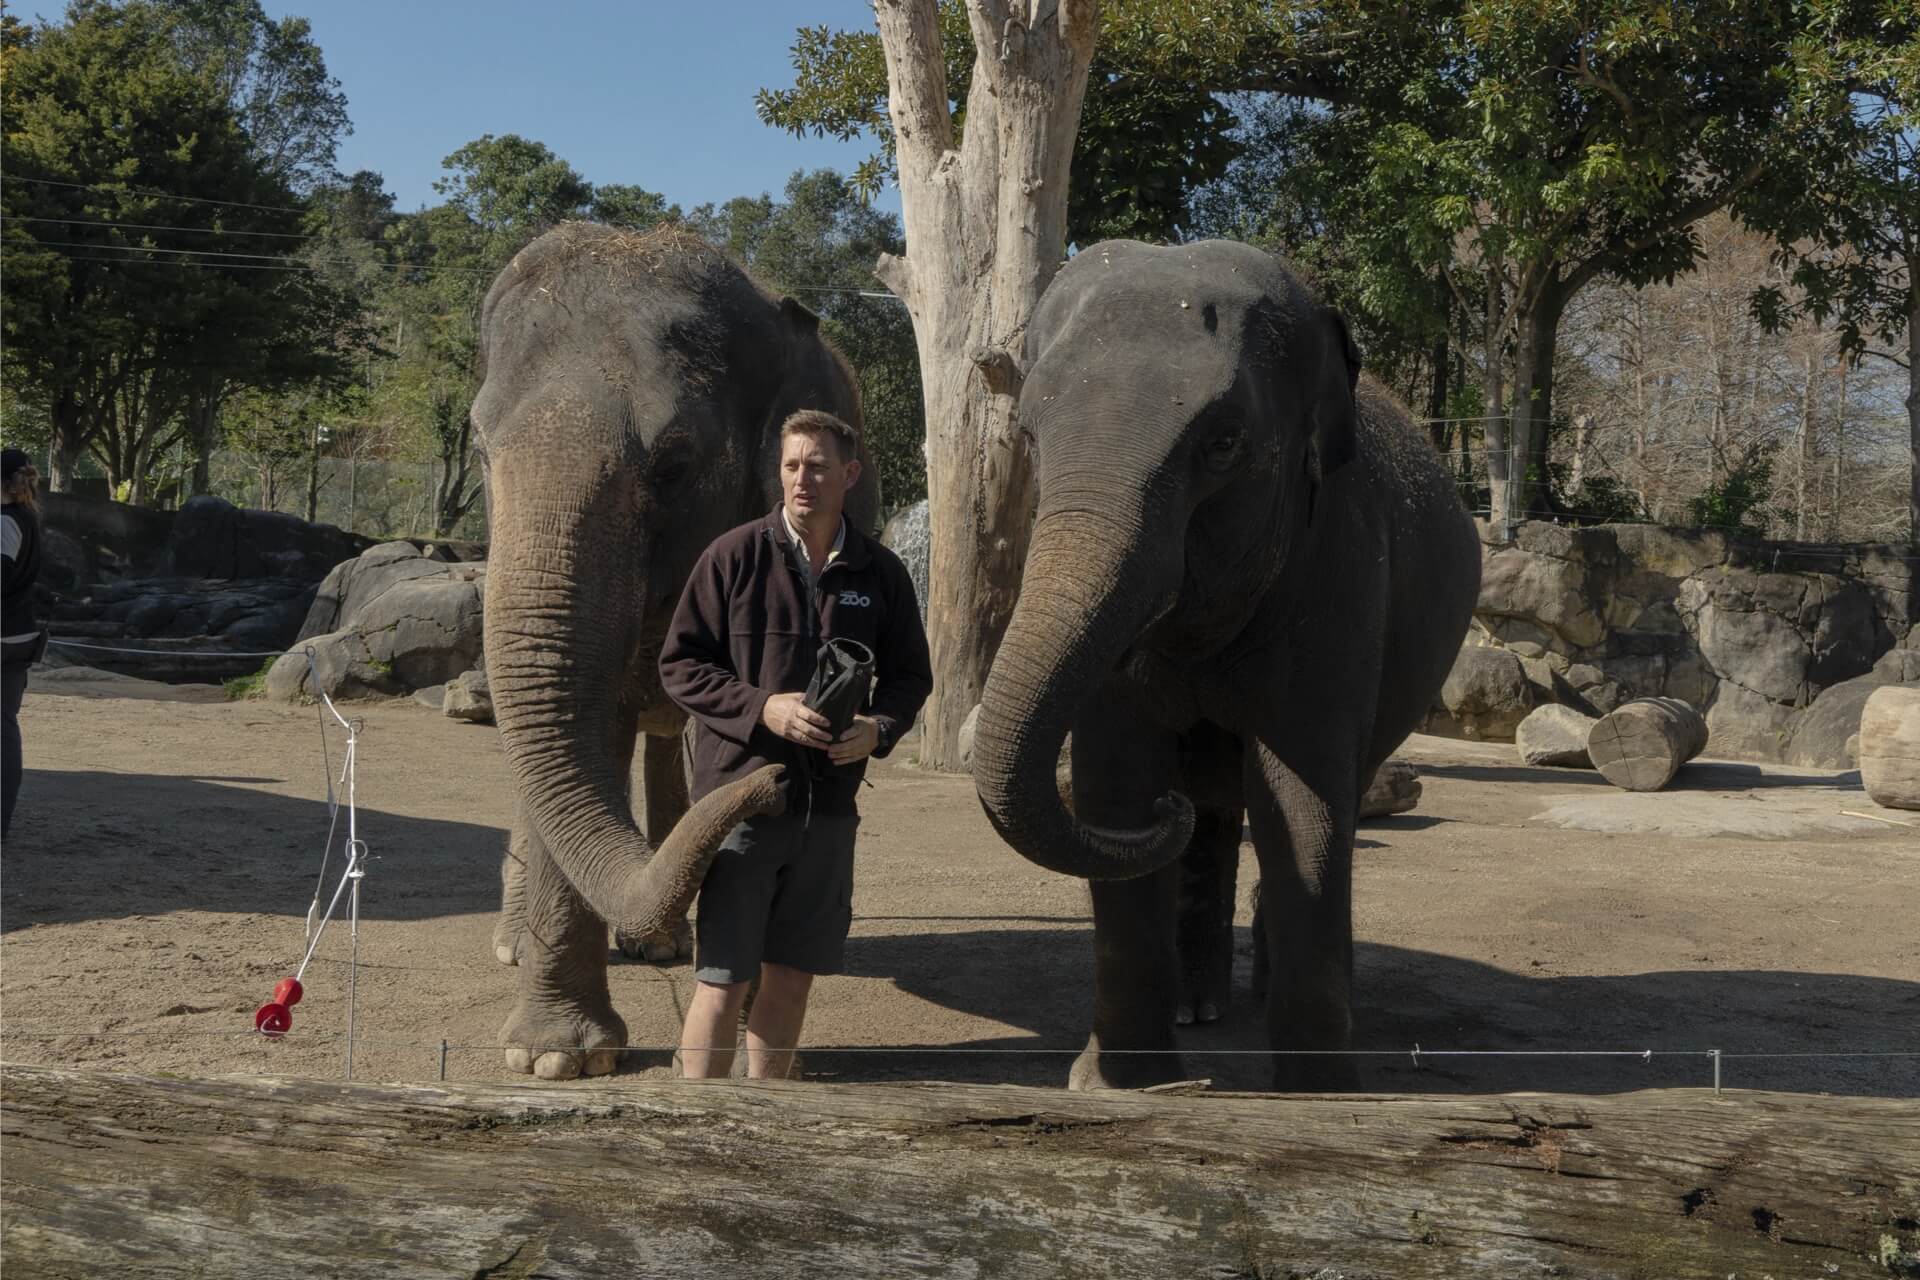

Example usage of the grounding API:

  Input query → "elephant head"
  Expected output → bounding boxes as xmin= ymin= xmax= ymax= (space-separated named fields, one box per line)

xmin=472 ymin=221 xmax=873 ymax=937
xmin=973 ymin=240 xmax=1361 ymax=880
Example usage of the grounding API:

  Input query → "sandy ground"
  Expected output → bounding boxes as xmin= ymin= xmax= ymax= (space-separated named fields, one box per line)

xmin=2 ymin=670 xmax=1915 ymax=1098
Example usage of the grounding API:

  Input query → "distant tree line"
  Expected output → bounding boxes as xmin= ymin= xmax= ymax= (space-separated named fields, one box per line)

xmin=3 ymin=0 xmax=1913 ymax=546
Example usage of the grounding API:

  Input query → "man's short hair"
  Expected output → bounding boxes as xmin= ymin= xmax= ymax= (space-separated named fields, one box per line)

xmin=780 ymin=410 xmax=859 ymax=463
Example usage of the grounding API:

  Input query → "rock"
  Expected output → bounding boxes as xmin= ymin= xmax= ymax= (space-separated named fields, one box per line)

xmin=167 ymin=495 xmax=370 ymax=581
xmin=266 ymin=550 xmax=484 ymax=703
xmin=956 ymin=703 xmax=982 ymax=772
xmin=880 ymin=500 xmax=929 ymax=625
xmin=1358 ymin=760 xmax=1420 ymax=818
xmin=1859 ymin=686 xmax=1920 ymax=811
xmin=1515 ymin=704 xmax=1598 ymax=768
xmin=443 ymin=668 xmax=494 ymax=723
xmin=1427 ymin=646 xmax=1541 ymax=741
xmin=1785 ymin=674 xmax=1919 ymax=770
xmin=414 ymin=684 xmax=448 ymax=712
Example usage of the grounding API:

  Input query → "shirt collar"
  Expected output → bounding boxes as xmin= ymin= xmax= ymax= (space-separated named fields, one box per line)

xmin=781 ymin=505 xmax=845 ymax=566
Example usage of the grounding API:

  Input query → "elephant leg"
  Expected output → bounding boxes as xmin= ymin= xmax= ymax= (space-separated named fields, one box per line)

xmin=615 ymin=728 xmax=694 ymax=962
xmin=499 ymin=817 xmax=628 ymax=1080
xmin=1245 ymin=736 xmax=1363 ymax=1092
xmin=1067 ymin=689 xmax=1183 ymax=1091
xmin=491 ymin=803 xmax=533 ymax=966
xmin=1175 ymin=805 xmax=1241 ymax=1026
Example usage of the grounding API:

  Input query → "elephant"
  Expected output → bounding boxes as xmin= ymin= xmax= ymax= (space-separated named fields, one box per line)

xmin=473 ymin=221 xmax=881 ymax=1078
xmin=971 ymin=239 xmax=1481 ymax=1091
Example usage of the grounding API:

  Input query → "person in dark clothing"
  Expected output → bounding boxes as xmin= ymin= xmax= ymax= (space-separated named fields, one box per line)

xmin=3 ymin=447 xmax=47 ymax=837
xmin=660 ymin=410 xmax=931 ymax=1079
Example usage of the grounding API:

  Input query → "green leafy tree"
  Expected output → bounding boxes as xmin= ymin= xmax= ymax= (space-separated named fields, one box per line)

xmin=0 ymin=1 xmax=358 ymax=500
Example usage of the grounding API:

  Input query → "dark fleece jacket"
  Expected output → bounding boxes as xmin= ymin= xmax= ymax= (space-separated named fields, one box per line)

xmin=660 ymin=506 xmax=931 ymax=815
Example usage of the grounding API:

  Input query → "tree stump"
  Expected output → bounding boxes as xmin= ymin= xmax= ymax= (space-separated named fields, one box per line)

xmin=1359 ymin=759 xmax=1422 ymax=817
xmin=1586 ymin=697 xmax=1708 ymax=792
xmin=1859 ymin=685 xmax=1920 ymax=810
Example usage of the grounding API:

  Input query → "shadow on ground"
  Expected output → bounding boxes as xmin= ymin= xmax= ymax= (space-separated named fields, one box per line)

xmin=823 ymin=926 xmax=1920 ymax=1098
xmin=2 ymin=769 xmax=503 ymax=930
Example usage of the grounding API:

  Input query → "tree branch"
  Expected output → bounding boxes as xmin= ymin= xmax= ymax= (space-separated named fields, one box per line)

xmin=872 ymin=0 xmax=956 ymax=180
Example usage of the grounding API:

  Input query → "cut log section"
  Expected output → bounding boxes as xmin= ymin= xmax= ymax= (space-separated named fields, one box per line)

xmin=1859 ymin=684 xmax=1920 ymax=810
xmin=3 ymin=1065 xmax=1917 ymax=1278
xmin=1586 ymin=697 xmax=1708 ymax=792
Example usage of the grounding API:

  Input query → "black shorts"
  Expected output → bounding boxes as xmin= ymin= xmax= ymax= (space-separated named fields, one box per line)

xmin=693 ymin=811 xmax=858 ymax=985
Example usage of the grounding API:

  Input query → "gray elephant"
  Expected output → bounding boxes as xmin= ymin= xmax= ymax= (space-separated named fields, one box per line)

xmin=972 ymin=239 xmax=1481 ymax=1091
xmin=474 ymin=222 xmax=880 ymax=1078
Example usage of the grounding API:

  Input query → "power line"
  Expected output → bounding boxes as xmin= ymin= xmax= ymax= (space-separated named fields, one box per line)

xmin=2 ymin=213 xmax=319 ymax=242
xmin=6 ymin=174 xmax=315 ymax=216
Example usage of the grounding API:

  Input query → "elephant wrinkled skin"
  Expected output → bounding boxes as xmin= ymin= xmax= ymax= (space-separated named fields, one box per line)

xmin=474 ymin=222 xmax=879 ymax=1078
xmin=973 ymin=240 xmax=1481 ymax=1091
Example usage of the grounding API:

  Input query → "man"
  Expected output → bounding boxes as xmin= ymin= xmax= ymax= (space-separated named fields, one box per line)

xmin=3 ymin=447 xmax=46 ymax=837
xmin=661 ymin=410 xmax=931 ymax=1079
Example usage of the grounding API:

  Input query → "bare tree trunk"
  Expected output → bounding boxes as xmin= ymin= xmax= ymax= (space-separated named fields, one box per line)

xmin=1483 ymin=263 xmax=1511 ymax=536
xmin=48 ymin=391 xmax=86 ymax=493
xmin=1832 ymin=352 xmax=1849 ymax=539
xmin=1908 ymin=266 xmax=1918 ymax=547
xmin=871 ymin=0 xmax=1097 ymax=771
xmin=306 ymin=419 xmax=323 ymax=524
xmin=1797 ymin=347 xmax=1816 ymax=540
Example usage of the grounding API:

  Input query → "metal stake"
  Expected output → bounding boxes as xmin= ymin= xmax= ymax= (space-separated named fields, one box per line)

xmin=439 ymin=1039 xmax=449 ymax=1082
xmin=1709 ymin=1048 xmax=1722 ymax=1095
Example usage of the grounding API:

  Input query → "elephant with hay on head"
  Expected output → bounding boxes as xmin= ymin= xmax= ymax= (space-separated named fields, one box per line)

xmin=472 ymin=222 xmax=880 ymax=1079
xmin=972 ymin=239 xmax=1482 ymax=1091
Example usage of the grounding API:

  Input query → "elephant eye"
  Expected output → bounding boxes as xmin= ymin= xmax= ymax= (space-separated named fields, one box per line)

xmin=1202 ymin=424 xmax=1244 ymax=470
xmin=651 ymin=447 xmax=692 ymax=490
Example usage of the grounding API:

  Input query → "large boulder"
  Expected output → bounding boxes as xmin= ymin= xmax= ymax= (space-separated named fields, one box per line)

xmin=442 ymin=667 xmax=494 ymax=723
xmin=1784 ymin=672 xmax=1920 ymax=770
xmin=167 ymin=495 xmax=372 ymax=581
xmin=266 ymin=545 xmax=484 ymax=703
xmin=1426 ymin=646 xmax=1542 ymax=741
xmin=1859 ymin=685 xmax=1920 ymax=810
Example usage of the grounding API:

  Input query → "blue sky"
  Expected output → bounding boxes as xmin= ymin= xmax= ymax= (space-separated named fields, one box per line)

xmin=18 ymin=1 xmax=901 ymax=216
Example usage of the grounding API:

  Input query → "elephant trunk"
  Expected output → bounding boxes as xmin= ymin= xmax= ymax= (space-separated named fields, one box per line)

xmin=484 ymin=460 xmax=779 ymax=938
xmin=973 ymin=507 xmax=1194 ymax=880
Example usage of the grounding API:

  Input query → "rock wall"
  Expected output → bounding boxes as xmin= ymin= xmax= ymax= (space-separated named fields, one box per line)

xmin=1454 ymin=520 xmax=1917 ymax=764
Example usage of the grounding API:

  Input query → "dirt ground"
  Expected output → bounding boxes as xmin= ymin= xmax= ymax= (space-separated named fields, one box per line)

xmin=2 ymin=669 xmax=1915 ymax=1098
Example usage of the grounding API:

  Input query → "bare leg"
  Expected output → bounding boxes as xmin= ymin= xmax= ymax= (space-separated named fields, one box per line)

xmin=743 ymin=962 xmax=813 ymax=1080
xmin=679 ymin=979 xmax=750 ymax=1078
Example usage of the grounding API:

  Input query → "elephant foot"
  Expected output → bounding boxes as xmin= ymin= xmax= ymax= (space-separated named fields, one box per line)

xmin=1175 ymin=970 xmax=1230 ymax=1025
xmin=500 ymin=992 xmax=629 ymax=1081
xmin=614 ymin=914 xmax=692 ymax=963
xmin=1068 ymin=1035 xmax=1181 ymax=1092
xmin=491 ymin=923 xmax=521 ymax=967
xmin=1174 ymin=998 xmax=1222 ymax=1026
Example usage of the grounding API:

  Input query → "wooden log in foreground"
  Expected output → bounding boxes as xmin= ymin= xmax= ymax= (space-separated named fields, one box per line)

xmin=1587 ymin=696 xmax=1709 ymax=792
xmin=4 ymin=1066 xmax=1918 ymax=1279
xmin=1860 ymin=685 xmax=1920 ymax=810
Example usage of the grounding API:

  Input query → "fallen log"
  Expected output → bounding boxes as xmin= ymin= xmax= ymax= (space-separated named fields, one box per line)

xmin=3 ymin=1065 xmax=1916 ymax=1278
xmin=1859 ymin=685 xmax=1920 ymax=811
xmin=1587 ymin=696 xmax=1708 ymax=792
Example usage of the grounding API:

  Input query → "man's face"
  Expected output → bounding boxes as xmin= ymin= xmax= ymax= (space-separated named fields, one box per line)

xmin=780 ymin=430 xmax=860 ymax=527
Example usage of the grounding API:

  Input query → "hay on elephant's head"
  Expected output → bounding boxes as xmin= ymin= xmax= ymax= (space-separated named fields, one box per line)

xmin=503 ymin=220 xmax=746 ymax=298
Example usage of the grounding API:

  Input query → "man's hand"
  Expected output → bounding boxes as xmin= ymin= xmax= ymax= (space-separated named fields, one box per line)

xmin=827 ymin=715 xmax=881 ymax=765
xmin=762 ymin=692 xmax=833 ymax=747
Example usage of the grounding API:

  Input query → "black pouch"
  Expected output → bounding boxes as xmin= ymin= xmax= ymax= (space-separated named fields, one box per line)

xmin=1 ymin=629 xmax=48 ymax=667
xmin=802 ymin=638 xmax=874 ymax=740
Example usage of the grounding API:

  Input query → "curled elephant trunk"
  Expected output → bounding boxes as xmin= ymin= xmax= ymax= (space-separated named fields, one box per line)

xmin=973 ymin=509 xmax=1194 ymax=880
xmin=484 ymin=460 xmax=779 ymax=937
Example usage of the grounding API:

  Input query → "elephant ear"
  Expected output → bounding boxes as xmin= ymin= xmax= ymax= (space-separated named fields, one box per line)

xmin=1304 ymin=307 xmax=1361 ymax=520
xmin=778 ymin=295 xmax=821 ymax=332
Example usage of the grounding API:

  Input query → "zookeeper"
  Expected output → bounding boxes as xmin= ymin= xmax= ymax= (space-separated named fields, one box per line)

xmin=660 ymin=408 xmax=931 ymax=1080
